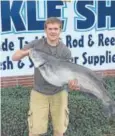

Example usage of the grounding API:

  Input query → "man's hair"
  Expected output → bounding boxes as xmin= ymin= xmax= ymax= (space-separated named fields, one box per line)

xmin=44 ymin=17 xmax=62 ymax=29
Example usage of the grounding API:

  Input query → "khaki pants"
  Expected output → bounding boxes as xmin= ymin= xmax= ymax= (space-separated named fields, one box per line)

xmin=28 ymin=90 xmax=69 ymax=135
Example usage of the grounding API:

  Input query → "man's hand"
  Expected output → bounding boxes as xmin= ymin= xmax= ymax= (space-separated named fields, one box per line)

xmin=68 ymin=79 xmax=80 ymax=91
xmin=12 ymin=49 xmax=30 ymax=61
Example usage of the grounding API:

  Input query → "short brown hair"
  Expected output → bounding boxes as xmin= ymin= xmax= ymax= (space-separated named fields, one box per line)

xmin=44 ymin=17 xmax=62 ymax=29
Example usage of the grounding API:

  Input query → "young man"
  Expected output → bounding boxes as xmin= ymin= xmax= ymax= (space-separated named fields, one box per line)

xmin=12 ymin=17 xmax=78 ymax=136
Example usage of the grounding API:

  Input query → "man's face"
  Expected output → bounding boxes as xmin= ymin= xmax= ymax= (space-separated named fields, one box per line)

xmin=45 ymin=23 xmax=61 ymax=42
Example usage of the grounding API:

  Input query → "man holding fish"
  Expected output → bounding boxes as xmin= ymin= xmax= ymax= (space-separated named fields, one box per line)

xmin=12 ymin=17 xmax=79 ymax=136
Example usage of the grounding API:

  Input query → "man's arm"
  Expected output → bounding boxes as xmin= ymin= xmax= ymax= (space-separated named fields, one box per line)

xmin=12 ymin=49 xmax=30 ymax=61
xmin=12 ymin=39 xmax=38 ymax=61
xmin=62 ymin=46 xmax=80 ymax=90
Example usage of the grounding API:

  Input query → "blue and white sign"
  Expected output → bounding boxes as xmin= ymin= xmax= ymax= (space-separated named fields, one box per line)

xmin=1 ymin=0 xmax=115 ymax=77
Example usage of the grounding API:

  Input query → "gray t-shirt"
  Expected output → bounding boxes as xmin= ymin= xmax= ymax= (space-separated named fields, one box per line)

xmin=24 ymin=37 xmax=71 ymax=95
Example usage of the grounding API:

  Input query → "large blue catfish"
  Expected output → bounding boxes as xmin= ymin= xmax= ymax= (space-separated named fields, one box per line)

xmin=29 ymin=48 xmax=115 ymax=117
